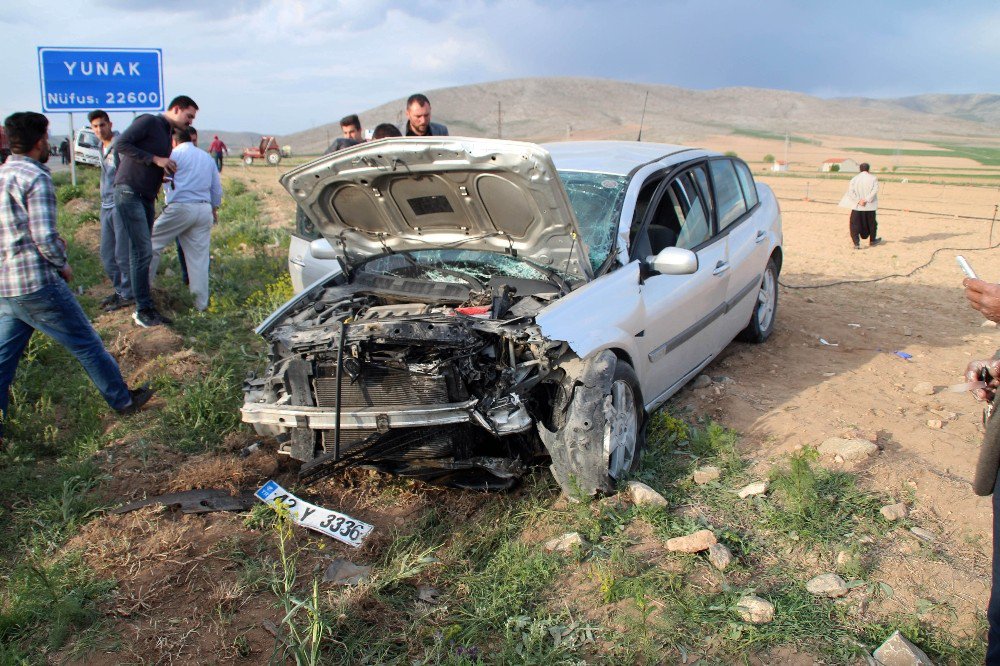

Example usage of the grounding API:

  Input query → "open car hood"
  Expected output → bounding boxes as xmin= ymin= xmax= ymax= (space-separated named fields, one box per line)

xmin=280 ymin=138 xmax=593 ymax=281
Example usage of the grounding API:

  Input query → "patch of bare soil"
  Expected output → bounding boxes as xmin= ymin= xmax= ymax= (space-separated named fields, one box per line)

xmin=65 ymin=509 xmax=278 ymax=664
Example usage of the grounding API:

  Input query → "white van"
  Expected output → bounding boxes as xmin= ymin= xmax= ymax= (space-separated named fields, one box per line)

xmin=74 ymin=128 xmax=102 ymax=166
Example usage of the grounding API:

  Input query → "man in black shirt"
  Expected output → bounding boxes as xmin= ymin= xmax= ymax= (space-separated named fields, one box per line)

xmin=113 ymin=95 xmax=198 ymax=327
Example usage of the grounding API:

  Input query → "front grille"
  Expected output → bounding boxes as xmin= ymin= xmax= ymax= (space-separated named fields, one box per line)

xmin=321 ymin=429 xmax=377 ymax=454
xmin=322 ymin=426 xmax=461 ymax=460
xmin=314 ymin=364 xmax=449 ymax=408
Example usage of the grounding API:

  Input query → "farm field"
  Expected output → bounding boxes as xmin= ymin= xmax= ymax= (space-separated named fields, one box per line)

xmin=2 ymin=134 xmax=1000 ymax=664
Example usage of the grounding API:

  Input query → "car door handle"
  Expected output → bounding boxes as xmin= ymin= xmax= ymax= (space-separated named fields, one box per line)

xmin=713 ymin=261 xmax=730 ymax=275
xmin=755 ymin=230 xmax=767 ymax=244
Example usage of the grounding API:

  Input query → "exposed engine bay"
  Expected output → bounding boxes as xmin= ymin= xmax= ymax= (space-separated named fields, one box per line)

xmin=242 ymin=266 xmax=610 ymax=492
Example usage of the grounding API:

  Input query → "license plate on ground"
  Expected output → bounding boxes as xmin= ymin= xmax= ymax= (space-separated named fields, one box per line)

xmin=255 ymin=480 xmax=373 ymax=548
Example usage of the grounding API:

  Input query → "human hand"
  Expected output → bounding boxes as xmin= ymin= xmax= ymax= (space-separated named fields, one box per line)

xmin=858 ymin=199 xmax=867 ymax=206
xmin=966 ymin=359 xmax=1000 ymax=402
xmin=152 ymin=156 xmax=178 ymax=175
xmin=963 ymin=278 xmax=1000 ymax=323
xmin=212 ymin=208 xmax=218 ymax=225
xmin=59 ymin=263 xmax=74 ymax=282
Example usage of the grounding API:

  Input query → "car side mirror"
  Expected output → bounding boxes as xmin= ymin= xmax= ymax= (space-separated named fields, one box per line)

xmin=646 ymin=247 xmax=698 ymax=276
xmin=309 ymin=238 xmax=339 ymax=260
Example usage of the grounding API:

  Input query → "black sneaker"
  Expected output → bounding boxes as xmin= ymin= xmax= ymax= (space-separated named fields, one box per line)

xmin=869 ymin=238 xmax=883 ymax=247
xmin=102 ymin=294 xmax=134 ymax=312
xmin=116 ymin=384 xmax=156 ymax=416
xmin=132 ymin=308 xmax=172 ymax=327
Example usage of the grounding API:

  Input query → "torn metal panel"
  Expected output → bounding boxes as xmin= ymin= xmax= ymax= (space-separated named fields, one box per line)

xmin=113 ymin=489 xmax=257 ymax=515
xmin=538 ymin=350 xmax=617 ymax=497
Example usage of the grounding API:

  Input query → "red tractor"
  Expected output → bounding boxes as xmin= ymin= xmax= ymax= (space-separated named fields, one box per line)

xmin=242 ymin=136 xmax=282 ymax=166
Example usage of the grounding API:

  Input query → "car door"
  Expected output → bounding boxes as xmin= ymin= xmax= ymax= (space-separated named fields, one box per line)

xmin=289 ymin=206 xmax=341 ymax=292
xmin=707 ymin=158 xmax=769 ymax=342
xmin=636 ymin=165 xmax=730 ymax=402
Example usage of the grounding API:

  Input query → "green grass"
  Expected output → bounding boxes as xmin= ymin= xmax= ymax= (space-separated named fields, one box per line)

xmin=845 ymin=143 xmax=1000 ymax=166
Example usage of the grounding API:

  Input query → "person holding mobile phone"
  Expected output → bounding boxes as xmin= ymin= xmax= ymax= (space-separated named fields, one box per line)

xmin=961 ymin=258 xmax=1000 ymax=661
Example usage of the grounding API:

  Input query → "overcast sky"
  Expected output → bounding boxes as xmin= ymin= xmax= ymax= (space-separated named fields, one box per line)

xmin=5 ymin=0 xmax=999 ymax=135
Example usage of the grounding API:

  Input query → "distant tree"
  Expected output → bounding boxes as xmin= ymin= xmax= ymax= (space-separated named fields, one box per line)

xmin=763 ymin=153 xmax=775 ymax=163
xmin=881 ymin=166 xmax=889 ymax=172
xmin=829 ymin=164 xmax=840 ymax=172
xmin=724 ymin=150 xmax=738 ymax=158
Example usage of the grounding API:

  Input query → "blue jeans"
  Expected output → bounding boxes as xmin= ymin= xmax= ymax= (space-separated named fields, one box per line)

xmin=0 ymin=282 xmax=131 ymax=437
xmin=99 ymin=205 xmax=132 ymax=299
xmin=114 ymin=185 xmax=155 ymax=311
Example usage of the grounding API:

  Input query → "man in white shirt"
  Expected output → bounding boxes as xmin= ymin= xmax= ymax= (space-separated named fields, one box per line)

xmin=843 ymin=162 xmax=881 ymax=249
xmin=148 ymin=127 xmax=222 ymax=311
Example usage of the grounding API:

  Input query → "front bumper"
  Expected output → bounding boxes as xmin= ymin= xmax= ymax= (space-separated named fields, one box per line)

xmin=241 ymin=399 xmax=479 ymax=431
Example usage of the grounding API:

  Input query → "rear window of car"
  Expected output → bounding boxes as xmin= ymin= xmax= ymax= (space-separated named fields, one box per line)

xmin=708 ymin=159 xmax=747 ymax=230
xmin=558 ymin=171 xmax=629 ymax=269
xmin=734 ymin=160 xmax=759 ymax=209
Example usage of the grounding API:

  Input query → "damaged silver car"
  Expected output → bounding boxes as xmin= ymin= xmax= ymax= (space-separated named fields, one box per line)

xmin=242 ymin=138 xmax=782 ymax=495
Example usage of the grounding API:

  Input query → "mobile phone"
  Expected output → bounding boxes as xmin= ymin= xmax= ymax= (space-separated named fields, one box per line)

xmin=957 ymin=255 xmax=977 ymax=280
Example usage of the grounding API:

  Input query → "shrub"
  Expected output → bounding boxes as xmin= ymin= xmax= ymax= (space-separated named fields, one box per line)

xmin=829 ymin=164 xmax=840 ymax=172
xmin=763 ymin=153 xmax=775 ymax=163
xmin=724 ymin=150 xmax=738 ymax=158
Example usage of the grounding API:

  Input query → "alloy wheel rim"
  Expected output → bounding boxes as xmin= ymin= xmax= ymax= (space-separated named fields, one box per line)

xmin=756 ymin=267 xmax=776 ymax=331
xmin=605 ymin=379 xmax=638 ymax=479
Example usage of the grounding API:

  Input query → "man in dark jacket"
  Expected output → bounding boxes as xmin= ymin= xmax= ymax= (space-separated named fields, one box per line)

xmin=113 ymin=95 xmax=198 ymax=327
xmin=964 ymin=276 xmax=1000 ymax=662
xmin=400 ymin=94 xmax=448 ymax=137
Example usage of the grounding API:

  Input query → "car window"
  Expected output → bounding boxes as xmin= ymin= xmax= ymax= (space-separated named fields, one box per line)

xmin=709 ymin=159 xmax=747 ymax=230
xmin=77 ymin=132 xmax=100 ymax=149
xmin=691 ymin=165 xmax=714 ymax=223
xmin=558 ymin=171 xmax=628 ymax=269
xmin=673 ymin=172 xmax=711 ymax=249
xmin=734 ymin=160 xmax=759 ymax=209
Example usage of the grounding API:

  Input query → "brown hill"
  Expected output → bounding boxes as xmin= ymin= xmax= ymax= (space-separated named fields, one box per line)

xmin=278 ymin=77 xmax=1000 ymax=155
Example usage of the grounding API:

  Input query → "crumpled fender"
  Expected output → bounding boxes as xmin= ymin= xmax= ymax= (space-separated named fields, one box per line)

xmin=538 ymin=350 xmax=616 ymax=497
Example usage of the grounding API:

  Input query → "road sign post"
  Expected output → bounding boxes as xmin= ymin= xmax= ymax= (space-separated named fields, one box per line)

xmin=37 ymin=47 xmax=163 ymax=185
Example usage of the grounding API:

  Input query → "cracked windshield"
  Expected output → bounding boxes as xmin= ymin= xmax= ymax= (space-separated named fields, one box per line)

xmin=559 ymin=170 xmax=628 ymax=268
xmin=360 ymin=249 xmax=558 ymax=285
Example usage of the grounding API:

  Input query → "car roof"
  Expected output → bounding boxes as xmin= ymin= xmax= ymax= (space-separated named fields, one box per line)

xmin=541 ymin=140 xmax=714 ymax=176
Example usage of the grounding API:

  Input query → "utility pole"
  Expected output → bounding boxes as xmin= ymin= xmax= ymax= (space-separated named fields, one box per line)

xmin=783 ymin=131 xmax=790 ymax=165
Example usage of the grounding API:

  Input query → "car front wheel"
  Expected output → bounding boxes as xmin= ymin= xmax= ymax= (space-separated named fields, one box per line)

xmin=738 ymin=256 xmax=778 ymax=343
xmin=605 ymin=360 xmax=645 ymax=481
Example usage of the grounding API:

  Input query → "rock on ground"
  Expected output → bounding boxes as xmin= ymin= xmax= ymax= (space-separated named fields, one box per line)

xmin=693 ymin=465 xmax=721 ymax=485
xmin=627 ymin=481 xmax=668 ymax=508
xmin=880 ymin=502 xmax=909 ymax=521
xmin=818 ymin=437 xmax=879 ymax=461
xmin=691 ymin=374 xmax=713 ymax=389
xmin=872 ymin=630 xmax=934 ymax=665
xmin=736 ymin=595 xmax=775 ymax=624
xmin=737 ymin=481 xmax=768 ymax=498
xmin=323 ymin=558 xmax=371 ymax=586
xmin=910 ymin=527 xmax=936 ymax=542
xmin=912 ymin=382 xmax=936 ymax=396
xmin=805 ymin=573 xmax=849 ymax=598
xmin=667 ymin=529 xmax=717 ymax=553
xmin=543 ymin=532 xmax=587 ymax=553
xmin=708 ymin=543 xmax=734 ymax=570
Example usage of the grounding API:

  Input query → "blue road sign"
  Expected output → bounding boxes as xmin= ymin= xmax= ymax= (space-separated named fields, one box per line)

xmin=38 ymin=47 xmax=163 ymax=112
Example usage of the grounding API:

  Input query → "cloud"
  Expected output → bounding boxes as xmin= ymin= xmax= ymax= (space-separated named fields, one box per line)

xmin=3 ymin=0 xmax=998 ymax=134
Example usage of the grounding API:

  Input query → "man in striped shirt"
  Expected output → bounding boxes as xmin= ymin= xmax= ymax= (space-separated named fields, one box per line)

xmin=0 ymin=112 xmax=154 ymax=447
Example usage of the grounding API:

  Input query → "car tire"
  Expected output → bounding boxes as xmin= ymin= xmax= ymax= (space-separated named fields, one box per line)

xmin=605 ymin=359 xmax=645 ymax=482
xmin=243 ymin=156 xmax=254 ymax=166
xmin=738 ymin=256 xmax=778 ymax=343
